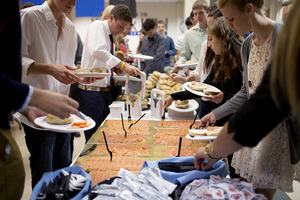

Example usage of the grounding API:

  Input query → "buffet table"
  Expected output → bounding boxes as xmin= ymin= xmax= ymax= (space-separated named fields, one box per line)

xmin=72 ymin=108 xmax=207 ymax=186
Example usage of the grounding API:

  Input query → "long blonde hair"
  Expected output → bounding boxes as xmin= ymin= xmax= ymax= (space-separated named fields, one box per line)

xmin=271 ymin=1 xmax=300 ymax=118
xmin=100 ymin=5 xmax=115 ymax=21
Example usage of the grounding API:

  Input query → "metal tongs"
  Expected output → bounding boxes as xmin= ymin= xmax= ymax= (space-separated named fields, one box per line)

xmin=128 ymin=113 xmax=146 ymax=129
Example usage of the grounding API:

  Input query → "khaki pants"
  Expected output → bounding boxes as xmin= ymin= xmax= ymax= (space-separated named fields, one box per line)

xmin=0 ymin=129 xmax=25 ymax=200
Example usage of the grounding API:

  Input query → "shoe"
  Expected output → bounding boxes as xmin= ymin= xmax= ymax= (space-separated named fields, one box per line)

xmin=74 ymin=132 xmax=81 ymax=137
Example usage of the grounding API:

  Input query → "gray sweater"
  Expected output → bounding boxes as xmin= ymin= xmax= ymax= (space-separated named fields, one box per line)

xmin=213 ymin=22 xmax=283 ymax=120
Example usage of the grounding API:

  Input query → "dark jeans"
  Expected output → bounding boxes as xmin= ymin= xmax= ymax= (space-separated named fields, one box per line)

xmin=22 ymin=124 xmax=71 ymax=189
xmin=78 ymin=89 xmax=112 ymax=142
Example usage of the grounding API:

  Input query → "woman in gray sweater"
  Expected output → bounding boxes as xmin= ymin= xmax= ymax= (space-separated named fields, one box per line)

xmin=198 ymin=0 xmax=300 ymax=199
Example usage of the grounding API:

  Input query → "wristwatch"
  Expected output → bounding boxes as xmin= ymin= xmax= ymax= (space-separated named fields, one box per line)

xmin=204 ymin=143 xmax=221 ymax=160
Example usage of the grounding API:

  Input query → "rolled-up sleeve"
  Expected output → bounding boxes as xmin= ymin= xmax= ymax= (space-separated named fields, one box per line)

xmin=20 ymin=11 xmax=36 ymax=77
xmin=87 ymin=22 xmax=120 ymax=69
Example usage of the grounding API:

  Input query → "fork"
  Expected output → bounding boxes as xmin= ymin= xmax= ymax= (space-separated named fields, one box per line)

xmin=190 ymin=109 xmax=200 ymax=129
xmin=121 ymin=113 xmax=127 ymax=137
xmin=102 ymin=131 xmax=113 ymax=161
xmin=128 ymin=113 xmax=146 ymax=129
xmin=176 ymin=137 xmax=182 ymax=157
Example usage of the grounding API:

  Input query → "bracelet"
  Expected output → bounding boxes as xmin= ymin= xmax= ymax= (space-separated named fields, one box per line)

xmin=210 ymin=142 xmax=221 ymax=159
xmin=204 ymin=143 xmax=221 ymax=160
xmin=120 ymin=62 xmax=125 ymax=70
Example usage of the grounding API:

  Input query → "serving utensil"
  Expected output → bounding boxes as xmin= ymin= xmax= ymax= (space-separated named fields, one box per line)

xmin=121 ymin=113 xmax=127 ymax=137
xmin=189 ymin=109 xmax=200 ymax=129
xmin=128 ymin=104 xmax=131 ymax=120
xmin=79 ymin=144 xmax=97 ymax=157
xmin=102 ymin=131 xmax=113 ymax=161
xmin=176 ymin=137 xmax=182 ymax=157
xmin=162 ymin=108 xmax=166 ymax=120
xmin=128 ymin=113 xmax=146 ymax=129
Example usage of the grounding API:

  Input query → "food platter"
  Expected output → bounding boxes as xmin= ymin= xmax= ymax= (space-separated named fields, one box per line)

xmin=34 ymin=114 xmax=95 ymax=133
xmin=168 ymin=99 xmax=199 ymax=113
xmin=73 ymin=73 xmax=110 ymax=78
xmin=183 ymin=82 xmax=221 ymax=98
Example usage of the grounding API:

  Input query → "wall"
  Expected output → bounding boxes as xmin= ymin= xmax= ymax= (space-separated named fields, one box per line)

xmin=72 ymin=2 xmax=184 ymax=54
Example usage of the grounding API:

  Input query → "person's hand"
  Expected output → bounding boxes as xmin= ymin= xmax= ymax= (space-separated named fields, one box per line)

xmin=80 ymin=77 xmax=104 ymax=84
xmin=174 ymin=62 xmax=184 ymax=71
xmin=169 ymin=73 xmax=187 ymax=84
xmin=164 ymin=96 xmax=174 ymax=109
xmin=30 ymin=88 xmax=80 ymax=119
xmin=21 ymin=106 xmax=47 ymax=128
xmin=197 ymin=112 xmax=217 ymax=128
xmin=203 ymin=92 xmax=224 ymax=104
xmin=194 ymin=147 xmax=217 ymax=170
xmin=122 ymin=64 xmax=141 ymax=77
xmin=50 ymin=64 xmax=83 ymax=84
xmin=133 ymin=58 xmax=138 ymax=63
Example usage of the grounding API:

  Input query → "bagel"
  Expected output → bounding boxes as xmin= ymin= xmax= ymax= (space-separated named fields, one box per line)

xmin=188 ymin=81 xmax=207 ymax=91
xmin=159 ymin=80 xmax=168 ymax=85
xmin=203 ymin=89 xmax=220 ymax=95
xmin=160 ymin=74 xmax=169 ymax=80
xmin=145 ymin=80 xmax=153 ymax=85
xmin=206 ymin=127 xmax=223 ymax=136
xmin=167 ymin=80 xmax=176 ymax=87
xmin=146 ymin=84 xmax=155 ymax=90
xmin=46 ymin=114 xmax=74 ymax=125
xmin=72 ymin=69 xmax=91 ymax=73
xmin=153 ymin=71 xmax=161 ymax=78
xmin=150 ymin=74 xmax=159 ymax=81
xmin=175 ymin=100 xmax=189 ymax=109
xmin=189 ymin=129 xmax=208 ymax=137
xmin=90 ymin=67 xmax=108 ymax=73
xmin=160 ymin=85 xmax=171 ymax=90
xmin=115 ymin=51 xmax=124 ymax=60
xmin=184 ymin=61 xmax=196 ymax=64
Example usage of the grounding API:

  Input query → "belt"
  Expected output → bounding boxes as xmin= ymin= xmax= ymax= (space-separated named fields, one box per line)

xmin=78 ymin=83 xmax=110 ymax=92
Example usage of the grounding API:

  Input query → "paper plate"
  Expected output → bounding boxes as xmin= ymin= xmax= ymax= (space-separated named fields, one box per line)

xmin=183 ymin=82 xmax=221 ymax=98
xmin=168 ymin=99 xmax=199 ymax=113
xmin=73 ymin=73 xmax=110 ymax=78
xmin=34 ymin=114 xmax=95 ymax=133
xmin=128 ymin=54 xmax=154 ymax=60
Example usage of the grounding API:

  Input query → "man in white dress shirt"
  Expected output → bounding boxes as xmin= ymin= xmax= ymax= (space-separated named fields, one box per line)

xmin=79 ymin=4 xmax=141 ymax=142
xmin=20 ymin=0 xmax=94 ymax=188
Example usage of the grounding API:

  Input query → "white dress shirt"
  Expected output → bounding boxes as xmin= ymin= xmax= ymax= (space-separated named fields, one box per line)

xmin=190 ymin=40 xmax=214 ymax=82
xmin=21 ymin=2 xmax=77 ymax=96
xmin=81 ymin=20 xmax=121 ymax=87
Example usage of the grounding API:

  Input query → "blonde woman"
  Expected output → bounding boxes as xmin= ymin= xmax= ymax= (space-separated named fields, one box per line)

xmin=100 ymin=5 xmax=115 ymax=21
xmin=197 ymin=0 xmax=300 ymax=199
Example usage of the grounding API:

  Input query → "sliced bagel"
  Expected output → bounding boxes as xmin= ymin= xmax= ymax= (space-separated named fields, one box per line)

xmin=189 ymin=129 xmax=208 ymax=137
xmin=72 ymin=69 xmax=91 ymax=73
xmin=175 ymin=100 xmax=189 ymax=109
xmin=206 ymin=127 xmax=223 ymax=136
xmin=188 ymin=81 xmax=207 ymax=91
xmin=203 ymin=89 xmax=220 ymax=95
xmin=46 ymin=114 xmax=74 ymax=125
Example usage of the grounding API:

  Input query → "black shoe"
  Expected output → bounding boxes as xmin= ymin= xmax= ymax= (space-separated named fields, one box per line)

xmin=74 ymin=132 xmax=81 ymax=137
